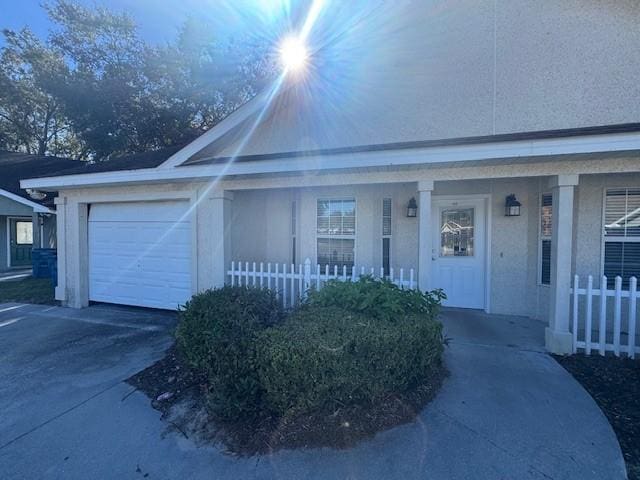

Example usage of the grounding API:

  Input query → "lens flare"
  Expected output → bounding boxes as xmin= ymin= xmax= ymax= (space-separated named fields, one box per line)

xmin=279 ymin=35 xmax=308 ymax=72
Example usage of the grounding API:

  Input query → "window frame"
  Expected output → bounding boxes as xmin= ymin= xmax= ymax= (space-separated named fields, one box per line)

xmin=600 ymin=187 xmax=640 ymax=288
xmin=291 ymin=199 xmax=297 ymax=265
xmin=315 ymin=197 xmax=357 ymax=271
xmin=14 ymin=220 xmax=34 ymax=245
xmin=382 ymin=197 xmax=392 ymax=276
xmin=538 ymin=192 xmax=552 ymax=286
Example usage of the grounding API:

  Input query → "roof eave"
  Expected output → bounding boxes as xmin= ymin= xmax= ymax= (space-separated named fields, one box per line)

xmin=0 ymin=188 xmax=53 ymax=213
xmin=20 ymin=127 xmax=640 ymax=191
xmin=185 ymin=122 xmax=640 ymax=166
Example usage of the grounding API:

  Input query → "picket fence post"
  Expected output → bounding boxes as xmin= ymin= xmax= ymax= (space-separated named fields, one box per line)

xmin=303 ymin=258 xmax=312 ymax=293
xmin=629 ymin=277 xmax=637 ymax=359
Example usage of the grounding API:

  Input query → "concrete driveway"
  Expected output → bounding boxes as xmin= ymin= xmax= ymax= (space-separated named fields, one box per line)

xmin=0 ymin=303 xmax=627 ymax=479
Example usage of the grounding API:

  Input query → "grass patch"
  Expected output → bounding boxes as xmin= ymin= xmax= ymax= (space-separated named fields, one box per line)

xmin=0 ymin=277 xmax=55 ymax=305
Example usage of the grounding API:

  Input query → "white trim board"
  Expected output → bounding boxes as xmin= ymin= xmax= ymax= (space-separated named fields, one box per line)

xmin=21 ymin=131 xmax=640 ymax=191
xmin=0 ymin=188 xmax=52 ymax=213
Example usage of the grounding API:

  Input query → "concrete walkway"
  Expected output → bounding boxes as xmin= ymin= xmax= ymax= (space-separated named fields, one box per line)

xmin=0 ymin=304 xmax=627 ymax=479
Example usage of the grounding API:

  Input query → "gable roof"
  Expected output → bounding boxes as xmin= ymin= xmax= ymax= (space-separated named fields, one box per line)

xmin=28 ymin=145 xmax=185 ymax=178
xmin=0 ymin=150 xmax=81 ymax=208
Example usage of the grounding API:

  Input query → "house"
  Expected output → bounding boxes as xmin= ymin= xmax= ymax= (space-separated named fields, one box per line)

xmin=20 ymin=1 xmax=640 ymax=354
xmin=0 ymin=151 xmax=79 ymax=271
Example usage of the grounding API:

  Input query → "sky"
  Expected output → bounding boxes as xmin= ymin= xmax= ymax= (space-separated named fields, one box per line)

xmin=0 ymin=0 xmax=302 ymax=46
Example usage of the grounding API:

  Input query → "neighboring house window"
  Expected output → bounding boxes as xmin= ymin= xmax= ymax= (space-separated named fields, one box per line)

xmin=382 ymin=198 xmax=392 ymax=276
xmin=317 ymin=198 xmax=355 ymax=271
xmin=291 ymin=200 xmax=297 ymax=265
xmin=604 ymin=188 xmax=640 ymax=288
xmin=540 ymin=193 xmax=552 ymax=285
xmin=16 ymin=221 xmax=33 ymax=245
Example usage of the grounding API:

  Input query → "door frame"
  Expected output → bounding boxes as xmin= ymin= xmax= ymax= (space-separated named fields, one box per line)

xmin=431 ymin=194 xmax=492 ymax=313
xmin=6 ymin=216 xmax=34 ymax=268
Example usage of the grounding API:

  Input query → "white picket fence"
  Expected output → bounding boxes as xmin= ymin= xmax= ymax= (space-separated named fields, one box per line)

xmin=571 ymin=275 xmax=638 ymax=359
xmin=228 ymin=257 xmax=417 ymax=308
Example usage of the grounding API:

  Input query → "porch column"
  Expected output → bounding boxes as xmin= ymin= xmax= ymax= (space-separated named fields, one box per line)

xmin=546 ymin=174 xmax=579 ymax=354
xmin=31 ymin=212 xmax=41 ymax=249
xmin=54 ymin=197 xmax=67 ymax=302
xmin=66 ymin=201 xmax=89 ymax=308
xmin=418 ymin=180 xmax=434 ymax=292
xmin=210 ymin=190 xmax=233 ymax=288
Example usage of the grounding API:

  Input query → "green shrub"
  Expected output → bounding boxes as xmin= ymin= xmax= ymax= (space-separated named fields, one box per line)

xmin=256 ymin=305 xmax=444 ymax=416
xmin=175 ymin=286 xmax=284 ymax=420
xmin=305 ymin=276 xmax=445 ymax=321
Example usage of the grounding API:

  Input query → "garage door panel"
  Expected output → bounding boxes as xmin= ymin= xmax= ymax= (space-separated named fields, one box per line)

xmin=88 ymin=201 xmax=192 ymax=310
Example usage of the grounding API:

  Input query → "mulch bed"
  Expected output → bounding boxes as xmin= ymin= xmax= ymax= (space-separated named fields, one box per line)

xmin=554 ymin=354 xmax=640 ymax=480
xmin=127 ymin=345 xmax=447 ymax=456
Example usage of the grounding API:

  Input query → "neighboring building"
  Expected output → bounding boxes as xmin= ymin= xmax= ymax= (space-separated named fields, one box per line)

xmin=21 ymin=1 xmax=640 ymax=353
xmin=0 ymin=151 xmax=79 ymax=271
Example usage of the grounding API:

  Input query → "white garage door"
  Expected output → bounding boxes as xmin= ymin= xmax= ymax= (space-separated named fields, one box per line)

xmin=88 ymin=201 xmax=192 ymax=310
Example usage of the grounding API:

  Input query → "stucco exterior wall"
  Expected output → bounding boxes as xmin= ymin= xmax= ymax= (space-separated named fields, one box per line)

xmin=575 ymin=173 xmax=640 ymax=283
xmin=220 ymin=172 xmax=640 ymax=320
xmin=229 ymin=179 xmax=542 ymax=317
xmin=572 ymin=173 xmax=640 ymax=332
xmin=203 ymin=0 xmax=640 ymax=159
xmin=52 ymin=169 xmax=640 ymax=321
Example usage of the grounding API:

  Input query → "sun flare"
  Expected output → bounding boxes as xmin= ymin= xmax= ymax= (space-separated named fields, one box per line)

xmin=279 ymin=35 xmax=309 ymax=72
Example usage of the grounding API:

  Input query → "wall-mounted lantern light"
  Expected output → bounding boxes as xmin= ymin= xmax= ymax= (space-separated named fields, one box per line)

xmin=505 ymin=194 xmax=522 ymax=217
xmin=26 ymin=188 xmax=46 ymax=201
xmin=407 ymin=197 xmax=418 ymax=217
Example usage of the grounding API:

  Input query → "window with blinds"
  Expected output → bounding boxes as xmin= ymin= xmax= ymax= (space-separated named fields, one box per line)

xmin=382 ymin=198 xmax=392 ymax=276
xmin=604 ymin=188 xmax=640 ymax=288
xmin=291 ymin=200 xmax=297 ymax=264
xmin=317 ymin=199 xmax=356 ymax=270
xmin=540 ymin=193 xmax=552 ymax=285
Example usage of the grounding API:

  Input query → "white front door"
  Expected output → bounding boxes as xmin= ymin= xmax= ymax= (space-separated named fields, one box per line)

xmin=431 ymin=197 xmax=487 ymax=309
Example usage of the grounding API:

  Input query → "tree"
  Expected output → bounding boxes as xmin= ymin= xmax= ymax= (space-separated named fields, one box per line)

xmin=44 ymin=0 xmax=155 ymax=158
xmin=143 ymin=17 xmax=274 ymax=147
xmin=0 ymin=0 xmax=274 ymax=159
xmin=0 ymin=28 xmax=78 ymax=156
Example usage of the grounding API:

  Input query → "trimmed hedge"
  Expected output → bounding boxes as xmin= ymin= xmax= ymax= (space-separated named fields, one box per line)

xmin=175 ymin=286 xmax=284 ymax=420
xmin=256 ymin=305 xmax=444 ymax=415
xmin=175 ymin=278 xmax=445 ymax=422
xmin=305 ymin=276 xmax=445 ymax=321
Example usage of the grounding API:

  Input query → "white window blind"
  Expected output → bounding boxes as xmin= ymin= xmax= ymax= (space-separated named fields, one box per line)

xmin=604 ymin=188 xmax=640 ymax=288
xmin=540 ymin=193 xmax=552 ymax=285
xmin=291 ymin=200 xmax=297 ymax=264
xmin=382 ymin=198 xmax=392 ymax=276
xmin=317 ymin=199 xmax=355 ymax=270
